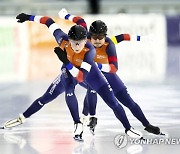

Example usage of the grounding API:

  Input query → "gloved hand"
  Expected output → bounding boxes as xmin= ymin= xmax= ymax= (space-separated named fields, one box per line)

xmin=54 ymin=47 xmax=70 ymax=65
xmin=16 ymin=13 xmax=31 ymax=23
xmin=58 ymin=8 xmax=69 ymax=19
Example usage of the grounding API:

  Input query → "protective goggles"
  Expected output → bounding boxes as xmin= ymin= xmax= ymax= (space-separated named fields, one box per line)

xmin=91 ymin=34 xmax=106 ymax=40
xmin=69 ymin=39 xmax=86 ymax=45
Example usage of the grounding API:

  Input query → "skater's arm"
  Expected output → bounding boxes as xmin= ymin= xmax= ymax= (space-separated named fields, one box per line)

xmin=54 ymin=43 xmax=95 ymax=82
xmin=54 ymin=47 xmax=83 ymax=82
xmin=97 ymin=37 xmax=118 ymax=73
xmin=58 ymin=8 xmax=88 ymax=30
xmin=111 ymin=34 xmax=153 ymax=44
xmin=16 ymin=13 xmax=67 ymax=45
xmin=111 ymin=34 xmax=141 ymax=44
xmin=67 ymin=43 xmax=95 ymax=82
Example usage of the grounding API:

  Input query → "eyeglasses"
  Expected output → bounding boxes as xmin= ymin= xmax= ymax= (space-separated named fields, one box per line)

xmin=91 ymin=34 xmax=106 ymax=40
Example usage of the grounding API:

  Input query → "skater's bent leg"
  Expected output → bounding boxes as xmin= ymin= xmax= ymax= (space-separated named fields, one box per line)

xmin=82 ymin=96 xmax=89 ymax=116
xmin=65 ymin=89 xmax=81 ymax=124
xmin=97 ymin=84 xmax=131 ymax=130
xmin=23 ymin=77 xmax=65 ymax=118
xmin=115 ymin=88 xmax=149 ymax=127
xmin=87 ymin=87 xmax=97 ymax=116
xmin=61 ymin=68 xmax=80 ymax=124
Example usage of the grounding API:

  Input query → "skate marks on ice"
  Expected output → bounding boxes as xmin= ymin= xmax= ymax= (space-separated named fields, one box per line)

xmin=0 ymin=82 xmax=180 ymax=154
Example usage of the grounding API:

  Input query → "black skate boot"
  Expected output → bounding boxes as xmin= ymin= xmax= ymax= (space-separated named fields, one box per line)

xmin=87 ymin=117 xmax=97 ymax=135
xmin=144 ymin=124 xmax=160 ymax=135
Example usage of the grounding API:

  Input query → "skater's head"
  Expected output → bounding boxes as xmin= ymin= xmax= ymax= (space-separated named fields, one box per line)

xmin=89 ymin=20 xmax=107 ymax=35
xmin=68 ymin=25 xmax=87 ymax=53
xmin=89 ymin=20 xmax=107 ymax=48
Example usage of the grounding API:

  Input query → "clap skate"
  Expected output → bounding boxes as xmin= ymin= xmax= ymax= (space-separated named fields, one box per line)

xmin=73 ymin=122 xmax=84 ymax=142
xmin=144 ymin=124 xmax=166 ymax=136
xmin=125 ymin=127 xmax=143 ymax=139
xmin=87 ymin=117 xmax=97 ymax=135
xmin=2 ymin=114 xmax=26 ymax=129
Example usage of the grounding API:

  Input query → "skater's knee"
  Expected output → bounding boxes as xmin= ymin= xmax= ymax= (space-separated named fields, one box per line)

xmin=115 ymin=88 xmax=136 ymax=108
xmin=65 ymin=88 xmax=75 ymax=97
xmin=37 ymin=97 xmax=48 ymax=105
xmin=90 ymin=89 xmax=96 ymax=94
xmin=108 ymin=101 xmax=119 ymax=110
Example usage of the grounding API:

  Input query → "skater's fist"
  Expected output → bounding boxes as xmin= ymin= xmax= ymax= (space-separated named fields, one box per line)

xmin=54 ymin=47 xmax=69 ymax=65
xmin=58 ymin=8 xmax=69 ymax=19
xmin=16 ymin=13 xmax=30 ymax=23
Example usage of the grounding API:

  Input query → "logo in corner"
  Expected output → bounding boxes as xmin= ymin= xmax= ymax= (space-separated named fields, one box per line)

xmin=114 ymin=134 xmax=128 ymax=149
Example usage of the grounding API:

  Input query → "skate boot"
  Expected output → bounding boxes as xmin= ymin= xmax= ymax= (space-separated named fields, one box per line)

xmin=144 ymin=124 xmax=161 ymax=135
xmin=87 ymin=117 xmax=97 ymax=135
xmin=125 ymin=127 xmax=143 ymax=139
xmin=73 ymin=122 xmax=84 ymax=142
xmin=3 ymin=114 xmax=26 ymax=129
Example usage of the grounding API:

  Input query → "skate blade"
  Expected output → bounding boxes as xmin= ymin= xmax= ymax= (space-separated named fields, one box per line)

xmin=90 ymin=128 xmax=95 ymax=135
xmin=146 ymin=131 xmax=167 ymax=138
xmin=158 ymin=132 xmax=166 ymax=136
xmin=140 ymin=137 xmax=147 ymax=141
xmin=73 ymin=136 xmax=84 ymax=142
xmin=0 ymin=126 xmax=5 ymax=129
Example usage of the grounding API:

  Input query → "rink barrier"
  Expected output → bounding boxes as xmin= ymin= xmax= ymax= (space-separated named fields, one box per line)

xmin=1 ymin=14 xmax=178 ymax=83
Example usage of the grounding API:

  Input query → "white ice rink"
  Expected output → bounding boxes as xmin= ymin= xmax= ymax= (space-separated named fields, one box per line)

xmin=0 ymin=81 xmax=180 ymax=154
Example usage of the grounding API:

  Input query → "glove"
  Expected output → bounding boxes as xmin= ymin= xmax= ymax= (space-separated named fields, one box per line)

xmin=54 ymin=47 xmax=70 ymax=65
xmin=58 ymin=8 xmax=69 ymax=19
xmin=16 ymin=13 xmax=31 ymax=23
